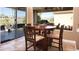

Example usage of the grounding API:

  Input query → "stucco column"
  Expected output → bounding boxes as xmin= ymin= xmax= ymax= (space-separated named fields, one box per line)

xmin=74 ymin=7 xmax=79 ymax=49
xmin=27 ymin=7 xmax=33 ymax=25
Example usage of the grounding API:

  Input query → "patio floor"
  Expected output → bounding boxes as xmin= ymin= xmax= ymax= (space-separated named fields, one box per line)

xmin=0 ymin=36 xmax=77 ymax=51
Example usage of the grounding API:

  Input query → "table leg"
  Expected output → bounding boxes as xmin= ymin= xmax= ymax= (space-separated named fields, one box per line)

xmin=44 ymin=29 xmax=48 ymax=51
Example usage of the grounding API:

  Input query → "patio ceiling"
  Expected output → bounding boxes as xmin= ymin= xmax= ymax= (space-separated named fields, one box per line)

xmin=33 ymin=7 xmax=73 ymax=12
xmin=9 ymin=7 xmax=73 ymax=12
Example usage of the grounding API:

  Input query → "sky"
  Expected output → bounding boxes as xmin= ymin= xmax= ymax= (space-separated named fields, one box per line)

xmin=40 ymin=12 xmax=54 ymax=20
xmin=0 ymin=7 xmax=25 ymax=17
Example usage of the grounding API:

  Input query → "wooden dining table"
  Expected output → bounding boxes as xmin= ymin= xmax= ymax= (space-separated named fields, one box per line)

xmin=34 ymin=25 xmax=56 ymax=50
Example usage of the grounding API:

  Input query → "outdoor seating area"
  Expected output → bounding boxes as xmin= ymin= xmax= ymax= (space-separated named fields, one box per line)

xmin=0 ymin=7 xmax=79 ymax=51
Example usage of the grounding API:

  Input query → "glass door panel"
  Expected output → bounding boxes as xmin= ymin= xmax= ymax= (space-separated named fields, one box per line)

xmin=16 ymin=8 xmax=26 ymax=38
xmin=0 ymin=7 xmax=15 ymax=43
xmin=0 ymin=7 xmax=26 ymax=43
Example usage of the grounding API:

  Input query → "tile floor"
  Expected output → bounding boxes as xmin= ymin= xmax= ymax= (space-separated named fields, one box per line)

xmin=0 ymin=36 xmax=77 ymax=51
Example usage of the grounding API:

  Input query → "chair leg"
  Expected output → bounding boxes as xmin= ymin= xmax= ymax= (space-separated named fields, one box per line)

xmin=48 ymin=38 xmax=52 ymax=47
xmin=61 ymin=43 xmax=63 ymax=51
xmin=59 ymin=38 xmax=63 ymax=51
xmin=59 ymin=43 xmax=63 ymax=51
xmin=25 ymin=41 xmax=28 ymax=51
xmin=33 ymin=42 xmax=36 ymax=51
xmin=61 ymin=46 xmax=63 ymax=51
xmin=59 ymin=45 xmax=61 ymax=51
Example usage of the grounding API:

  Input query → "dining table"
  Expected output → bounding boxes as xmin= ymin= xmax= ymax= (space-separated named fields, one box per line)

xmin=34 ymin=25 xmax=56 ymax=50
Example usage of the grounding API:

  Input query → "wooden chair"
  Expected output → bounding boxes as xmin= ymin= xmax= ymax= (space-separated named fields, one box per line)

xmin=24 ymin=26 xmax=45 ymax=51
xmin=47 ymin=25 xmax=64 ymax=51
xmin=27 ymin=24 xmax=31 ymax=26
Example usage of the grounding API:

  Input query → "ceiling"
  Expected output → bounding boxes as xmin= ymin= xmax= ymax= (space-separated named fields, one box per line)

xmin=33 ymin=7 xmax=73 ymax=12
xmin=9 ymin=7 xmax=73 ymax=12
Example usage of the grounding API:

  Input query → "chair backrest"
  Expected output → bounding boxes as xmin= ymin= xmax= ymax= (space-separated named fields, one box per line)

xmin=27 ymin=24 xmax=31 ymax=26
xmin=59 ymin=25 xmax=64 ymax=40
xmin=1 ymin=25 xmax=5 ymax=30
xmin=47 ymin=23 xmax=54 ymax=26
xmin=24 ymin=26 xmax=36 ymax=41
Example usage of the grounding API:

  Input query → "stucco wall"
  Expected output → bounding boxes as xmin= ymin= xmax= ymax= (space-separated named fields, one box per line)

xmin=73 ymin=7 xmax=79 ymax=49
xmin=27 ymin=7 xmax=33 ymax=25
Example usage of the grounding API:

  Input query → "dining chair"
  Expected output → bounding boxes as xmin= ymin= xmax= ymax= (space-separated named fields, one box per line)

xmin=47 ymin=25 xmax=64 ymax=51
xmin=27 ymin=24 xmax=31 ymax=26
xmin=24 ymin=26 xmax=45 ymax=51
xmin=34 ymin=24 xmax=41 ymax=35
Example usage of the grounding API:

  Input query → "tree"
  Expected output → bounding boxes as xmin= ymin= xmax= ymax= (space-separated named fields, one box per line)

xmin=4 ymin=16 xmax=10 ymax=26
xmin=22 ymin=17 xmax=26 ymax=24
xmin=37 ymin=15 xmax=41 ymax=24
xmin=3 ymin=16 xmax=12 ymax=32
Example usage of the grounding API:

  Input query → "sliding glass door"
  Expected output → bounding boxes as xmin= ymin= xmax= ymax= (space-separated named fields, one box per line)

xmin=0 ymin=7 xmax=15 ymax=42
xmin=0 ymin=7 xmax=26 ymax=43
xmin=16 ymin=9 xmax=26 ymax=38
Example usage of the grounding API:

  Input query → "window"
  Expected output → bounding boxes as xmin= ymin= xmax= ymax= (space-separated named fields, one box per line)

xmin=0 ymin=7 xmax=26 ymax=43
xmin=54 ymin=12 xmax=73 ymax=30
xmin=16 ymin=9 xmax=26 ymax=38
xmin=37 ymin=11 xmax=73 ymax=30
xmin=37 ymin=12 xmax=54 ymax=24
xmin=0 ymin=7 xmax=15 ymax=27
xmin=0 ymin=7 xmax=15 ymax=42
xmin=17 ymin=10 xmax=26 ymax=24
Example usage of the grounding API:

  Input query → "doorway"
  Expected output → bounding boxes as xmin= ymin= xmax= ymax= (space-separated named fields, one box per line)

xmin=0 ymin=7 xmax=26 ymax=43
